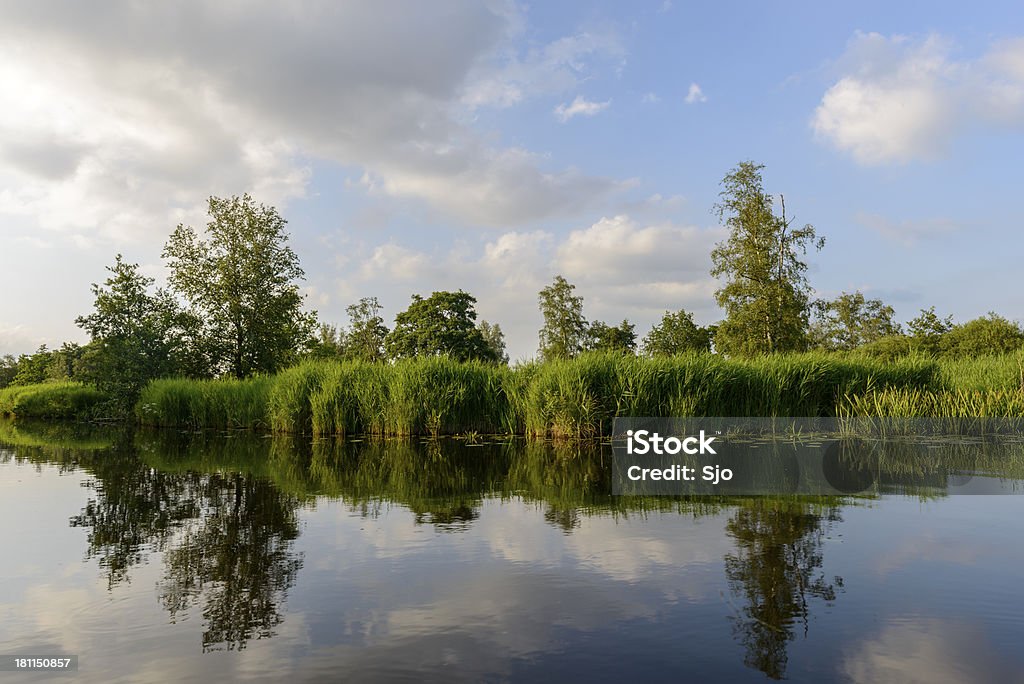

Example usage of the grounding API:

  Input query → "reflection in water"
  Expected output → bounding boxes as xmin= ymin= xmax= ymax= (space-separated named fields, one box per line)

xmin=156 ymin=473 xmax=303 ymax=651
xmin=724 ymin=502 xmax=842 ymax=679
xmin=2 ymin=418 xmax=1023 ymax=678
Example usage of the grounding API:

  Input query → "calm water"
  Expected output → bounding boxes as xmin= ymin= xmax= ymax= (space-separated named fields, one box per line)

xmin=2 ymin=419 xmax=1024 ymax=683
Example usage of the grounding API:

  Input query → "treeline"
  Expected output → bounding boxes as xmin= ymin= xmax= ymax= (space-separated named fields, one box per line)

xmin=2 ymin=161 xmax=1023 ymax=419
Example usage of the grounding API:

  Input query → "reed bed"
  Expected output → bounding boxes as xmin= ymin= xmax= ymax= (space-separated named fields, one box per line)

xmin=0 ymin=382 xmax=106 ymax=420
xmin=135 ymin=353 xmax=945 ymax=437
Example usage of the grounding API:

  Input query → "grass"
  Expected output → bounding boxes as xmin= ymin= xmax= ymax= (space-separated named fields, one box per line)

xmin=0 ymin=382 xmax=106 ymax=420
xmin=134 ymin=352 xmax=949 ymax=437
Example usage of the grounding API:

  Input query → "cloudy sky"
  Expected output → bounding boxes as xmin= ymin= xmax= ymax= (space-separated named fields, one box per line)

xmin=2 ymin=1 xmax=1023 ymax=360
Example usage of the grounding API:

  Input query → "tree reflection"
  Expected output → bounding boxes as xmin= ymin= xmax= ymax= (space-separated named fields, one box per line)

xmin=724 ymin=501 xmax=843 ymax=679
xmin=157 ymin=472 xmax=303 ymax=651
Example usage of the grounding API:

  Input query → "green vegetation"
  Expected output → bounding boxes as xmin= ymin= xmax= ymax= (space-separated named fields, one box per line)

xmin=163 ymin=193 xmax=316 ymax=379
xmin=385 ymin=290 xmax=498 ymax=363
xmin=0 ymin=382 xmax=106 ymax=420
xmin=134 ymin=352 xmax=943 ymax=437
xmin=711 ymin=161 xmax=824 ymax=355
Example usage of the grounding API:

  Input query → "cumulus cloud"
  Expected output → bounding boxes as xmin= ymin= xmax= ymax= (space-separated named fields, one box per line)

xmin=813 ymin=31 xmax=1024 ymax=164
xmin=0 ymin=1 xmax=623 ymax=242
xmin=553 ymin=95 xmax=612 ymax=123
xmin=684 ymin=83 xmax=707 ymax=104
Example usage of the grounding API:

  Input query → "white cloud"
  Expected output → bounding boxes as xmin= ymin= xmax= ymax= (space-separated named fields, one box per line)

xmin=813 ymin=32 xmax=1024 ymax=164
xmin=553 ymin=95 xmax=612 ymax=123
xmin=684 ymin=83 xmax=707 ymax=104
xmin=641 ymin=92 xmax=661 ymax=104
xmin=0 ymin=1 xmax=623 ymax=243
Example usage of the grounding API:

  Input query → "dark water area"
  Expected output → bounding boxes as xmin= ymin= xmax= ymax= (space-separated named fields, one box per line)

xmin=1 ymin=419 xmax=1024 ymax=683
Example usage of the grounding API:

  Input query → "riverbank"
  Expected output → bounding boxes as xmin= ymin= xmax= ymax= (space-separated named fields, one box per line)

xmin=3 ymin=352 xmax=1021 ymax=436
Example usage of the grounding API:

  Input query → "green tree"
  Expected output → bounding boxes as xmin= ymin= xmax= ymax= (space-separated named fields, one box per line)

xmin=307 ymin=323 xmax=346 ymax=360
xmin=0 ymin=354 xmax=17 ymax=388
xmin=163 ymin=194 xmax=315 ymax=378
xmin=810 ymin=291 xmax=901 ymax=351
xmin=478 ymin=320 xmax=509 ymax=365
xmin=345 ymin=297 xmax=389 ymax=362
xmin=385 ymin=290 xmax=495 ymax=362
xmin=940 ymin=313 xmax=1024 ymax=357
xmin=587 ymin=319 xmax=637 ymax=354
xmin=642 ymin=310 xmax=712 ymax=355
xmin=11 ymin=345 xmax=53 ymax=386
xmin=710 ymin=162 xmax=824 ymax=356
xmin=75 ymin=255 xmax=188 ymax=412
xmin=907 ymin=306 xmax=953 ymax=355
xmin=538 ymin=275 xmax=588 ymax=360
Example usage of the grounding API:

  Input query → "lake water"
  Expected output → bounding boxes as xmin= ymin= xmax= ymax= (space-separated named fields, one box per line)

xmin=2 ymin=419 xmax=1024 ymax=683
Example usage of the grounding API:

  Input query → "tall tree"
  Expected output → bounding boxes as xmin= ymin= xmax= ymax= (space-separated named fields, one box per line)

xmin=711 ymin=162 xmax=824 ymax=356
xmin=385 ymin=290 xmax=495 ymax=362
xmin=345 ymin=297 xmax=389 ymax=362
xmin=75 ymin=255 xmax=191 ymax=411
xmin=642 ymin=309 xmax=712 ymax=355
xmin=587 ymin=319 xmax=637 ymax=354
xmin=163 ymin=194 xmax=315 ymax=378
xmin=809 ymin=291 xmax=901 ymax=351
xmin=478 ymin=320 xmax=509 ymax=365
xmin=538 ymin=275 xmax=588 ymax=360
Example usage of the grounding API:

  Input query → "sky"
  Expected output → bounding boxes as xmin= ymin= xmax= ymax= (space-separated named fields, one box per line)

xmin=1 ymin=0 xmax=1023 ymax=361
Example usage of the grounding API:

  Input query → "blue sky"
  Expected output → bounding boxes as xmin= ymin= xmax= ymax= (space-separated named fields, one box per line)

xmin=1 ymin=1 xmax=1023 ymax=360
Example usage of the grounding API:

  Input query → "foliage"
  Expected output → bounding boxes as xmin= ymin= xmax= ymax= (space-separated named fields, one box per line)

xmin=163 ymin=194 xmax=315 ymax=378
xmin=940 ymin=313 xmax=1024 ymax=358
xmin=0 ymin=382 xmax=106 ymax=420
xmin=587 ymin=320 xmax=637 ymax=354
xmin=478 ymin=320 xmax=509 ymax=365
xmin=75 ymin=255 xmax=196 ymax=413
xmin=907 ymin=306 xmax=953 ymax=355
xmin=137 ymin=353 xmax=940 ymax=437
xmin=711 ymin=161 xmax=824 ymax=356
xmin=385 ymin=290 xmax=496 ymax=362
xmin=810 ymin=291 xmax=901 ymax=351
xmin=344 ymin=297 xmax=389 ymax=362
xmin=538 ymin=275 xmax=588 ymax=361
xmin=642 ymin=310 xmax=712 ymax=355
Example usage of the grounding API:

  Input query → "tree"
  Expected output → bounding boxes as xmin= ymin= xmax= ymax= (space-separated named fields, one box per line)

xmin=307 ymin=323 xmax=346 ymax=360
xmin=344 ymin=297 xmax=389 ymax=362
xmin=385 ymin=290 xmax=495 ymax=362
xmin=941 ymin=313 xmax=1024 ymax=357
xmin=538 ymin=275 xmax=588 ymax=360
xmin=10 ymin=345 xmax=53 ymax=386
xmin=907 ymin=306 xmax=953 ymax=355
xmin=587 ymin=319 xmax=637 ymax=354
xmin=809 ymin=291 xmax=901 ymax=351
xmin=642 ymin=310 xmax=712 ymax=355
xmin=710 ymin=162 xmax=824 ymax=356
xmin=0 ymin=354 xmax=17 ymax=388
xmin=75 ymin=255 xmax=188 ymax=411
xmin=478 ymin=320 xmax=509 ymax=365
xmin=162 ymin=194 xmax=315 ymax=378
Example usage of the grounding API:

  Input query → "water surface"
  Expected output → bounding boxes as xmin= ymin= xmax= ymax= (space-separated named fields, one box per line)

xmin=1 ymin=419 xmax=1023 ymax=682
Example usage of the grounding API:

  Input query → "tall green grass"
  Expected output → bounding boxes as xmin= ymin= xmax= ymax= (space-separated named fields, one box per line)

xmin=0 ymin=382 xmax=106 ymax=420
xmin=135 ymin=353 xmax=945 ymax=437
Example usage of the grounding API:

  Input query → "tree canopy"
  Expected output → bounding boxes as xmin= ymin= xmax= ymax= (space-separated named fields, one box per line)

xmin=642 ymin=310 xmax=713 ymax=355
xmin=385 ymin=290 xmax=496 ymax=362
xmin=711 ymin=162 xmax=824 ymax=356
xmin=162 ymin=194 xmax=315 ymax=378
xmin=538 ymin=275 xmax=588 ymax=361
xmin=810 ymin=291 xmax=901 ymax=351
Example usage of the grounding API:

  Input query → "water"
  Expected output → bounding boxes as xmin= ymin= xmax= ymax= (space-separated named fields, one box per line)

xmin=1 ymin=419 xmax=1024 ymax=683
